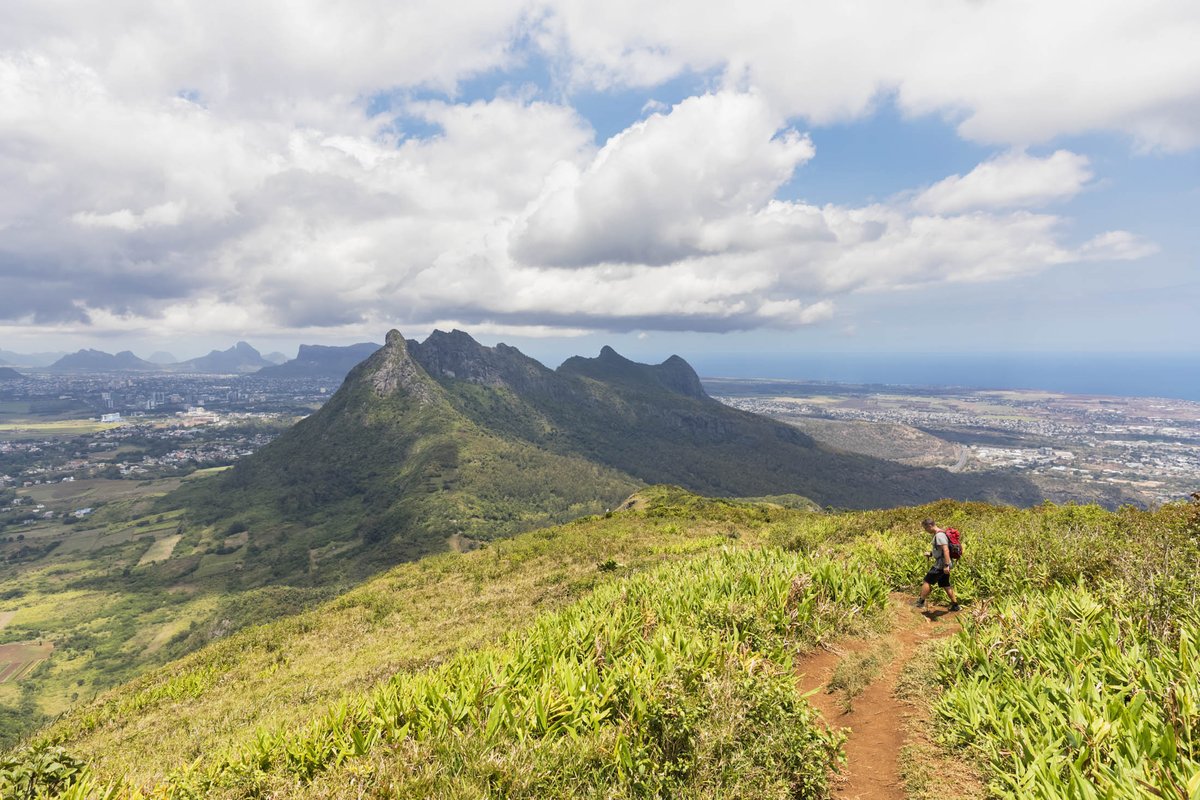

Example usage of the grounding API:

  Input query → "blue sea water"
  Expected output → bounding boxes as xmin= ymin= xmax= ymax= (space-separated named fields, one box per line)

xmin=694 ymin=353 xmax=1200 ymax=402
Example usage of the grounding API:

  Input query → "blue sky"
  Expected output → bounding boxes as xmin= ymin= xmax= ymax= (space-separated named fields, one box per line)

xmin=1 ymin=0 xmax=1197 ymax=370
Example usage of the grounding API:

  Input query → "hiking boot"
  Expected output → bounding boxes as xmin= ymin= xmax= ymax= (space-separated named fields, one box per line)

xmin=915 ymin=599 xmax=926 ymax=608
xmin=949 ymin=603 xmax=961 ymax=611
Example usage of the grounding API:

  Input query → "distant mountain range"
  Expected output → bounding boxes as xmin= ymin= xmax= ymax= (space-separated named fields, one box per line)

xmin=173 ymin=341 xmax=273 ymax=373
xmin=43 ymin=342 xmax=275 ymax=374
xmin=50 ymin=349 xmax=157 ymax=371
xmin=177 ymin=329 xmax=1041 ymax=584
xmin=255 ymin=342 xmax=381 ymax=378
xmin=18 ymin=341 xmax=376 ymax=377
xmin=146 ymin=351 xmax=178 ymax=365
xmin=0 ymin=349 xmax=67 ymax=367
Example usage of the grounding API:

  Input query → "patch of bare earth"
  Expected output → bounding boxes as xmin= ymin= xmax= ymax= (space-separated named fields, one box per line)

xmin=796 ymin=593 xmax=969 ymax=799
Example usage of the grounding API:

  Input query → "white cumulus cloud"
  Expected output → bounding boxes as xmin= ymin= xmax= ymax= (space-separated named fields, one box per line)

xmin=544 ymin=0 xmax=1200 ymax=150
xmin=511 ymin=92 xmax=817 ymax=267
xmin=0 ymin=2 xmax=1175 ymax=343
xmin=913 ymin=150 xmax=1094 ymax=214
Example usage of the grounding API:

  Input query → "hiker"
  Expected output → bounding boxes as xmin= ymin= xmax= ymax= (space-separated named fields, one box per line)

xmin=916 ymin=518 xmax=960 ymax=611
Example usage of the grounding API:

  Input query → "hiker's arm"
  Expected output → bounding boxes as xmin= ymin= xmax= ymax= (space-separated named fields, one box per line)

xmin=941 ymin=543 xmax=952 ymax=570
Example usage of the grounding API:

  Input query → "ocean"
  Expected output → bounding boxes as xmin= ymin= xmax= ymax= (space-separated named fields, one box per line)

xmin=694 ymin=352 xmax=1200 ymax=402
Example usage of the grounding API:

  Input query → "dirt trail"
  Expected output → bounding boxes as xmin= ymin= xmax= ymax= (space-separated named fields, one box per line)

xmin=797 ymin=594 xmax=961 ymax=799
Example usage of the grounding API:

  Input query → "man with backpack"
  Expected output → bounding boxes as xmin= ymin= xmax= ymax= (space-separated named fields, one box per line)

xmin=916 ymin=517 xmax=961 ymax=611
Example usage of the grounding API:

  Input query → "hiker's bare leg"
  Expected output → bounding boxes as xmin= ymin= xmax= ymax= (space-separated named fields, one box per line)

xmin=920 ymin=582 xmax=932 ymax=601
xmin=946 ymin=587 xmax=958 ymax=604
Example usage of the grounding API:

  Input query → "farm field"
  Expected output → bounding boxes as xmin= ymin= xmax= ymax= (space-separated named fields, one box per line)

xmin=0 ymin=461 xmax=353 ymax=752
xmin=0 ymin=419 xmax=120 ymax=441
xmin=136 ymin=534 xmax=182 ymax=566
xmin=20 ymin=478 xmax=184 ymax=509
xmin=0 ymin=641 xmax=54 ymax=684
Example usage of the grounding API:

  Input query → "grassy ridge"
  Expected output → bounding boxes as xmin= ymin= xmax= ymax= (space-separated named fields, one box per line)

xmin=5 ymin=490 xmax=1199 ymax=798
xmin=32 ymin=489 xmax=805 ymax=788
xmin=159 ymin=552 xmax=887 ymax=798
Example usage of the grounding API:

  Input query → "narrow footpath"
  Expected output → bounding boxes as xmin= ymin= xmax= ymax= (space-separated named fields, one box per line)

xmin=796 ymin=594 xmax=962 ymax=800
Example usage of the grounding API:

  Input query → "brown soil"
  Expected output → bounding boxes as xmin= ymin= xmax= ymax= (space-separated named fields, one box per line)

xmin=796 ymin=594 xmax=961 ymax=799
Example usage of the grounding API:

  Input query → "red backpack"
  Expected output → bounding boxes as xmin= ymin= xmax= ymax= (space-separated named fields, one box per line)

xmin=945 ymin=528 xmax=963 ymax=560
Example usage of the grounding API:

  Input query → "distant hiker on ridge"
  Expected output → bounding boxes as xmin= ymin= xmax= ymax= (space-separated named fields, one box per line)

xmin=916 ymin=517 xmax=961 ymax=611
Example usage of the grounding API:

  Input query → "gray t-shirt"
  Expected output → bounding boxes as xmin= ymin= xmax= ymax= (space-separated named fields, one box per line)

xmin=930 ymin=531 xmax=950 ymax=569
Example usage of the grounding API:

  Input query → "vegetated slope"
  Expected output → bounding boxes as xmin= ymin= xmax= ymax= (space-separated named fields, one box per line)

xmin=406 ymin=330 xmax=1038 ymax=507
xmin=25 ymin=491 xmax=892 ymax=796
xmin=177 ymin=332 xmax=636 ymax=584
xmin=770 ymin=416 xmax=961 ymax=468
xmin=15 ymin=490 xmax=1199 ymax=799
xmin=177 ymin=329 xmax=1040 ymax=586
xmin=0 ymin=367 xmax=21 ymax=381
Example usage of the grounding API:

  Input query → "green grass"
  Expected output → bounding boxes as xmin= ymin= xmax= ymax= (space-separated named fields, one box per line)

xmin=935 ymin=586 xmax=1200 ymax=799
xmin=146 ymin=551 xmax=885 ymax=799
xmin=35 ymin=492 xmax=803 ymax=787
xmin=4 ymin=489 xmax=1200 ymax=798
xmin=0 ymin=421 xmax=120 ymax=441
xmin=827 ymin=640 xmax=893 ymax=712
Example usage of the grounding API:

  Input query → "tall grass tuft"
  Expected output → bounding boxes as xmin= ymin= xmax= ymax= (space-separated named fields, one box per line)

xmin=936 ymin=585 xmax=1199 ymax=799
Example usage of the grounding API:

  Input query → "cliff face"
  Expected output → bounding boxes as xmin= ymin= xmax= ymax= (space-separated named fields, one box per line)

xmin=368 ymin=331 xmax=440 ymax=404
xmin=408 ymin=329 xmax=560 ymax=396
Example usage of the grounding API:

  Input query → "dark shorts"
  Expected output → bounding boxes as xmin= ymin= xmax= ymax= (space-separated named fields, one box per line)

xmin=924 ymin=567 xmax=951 ymax=588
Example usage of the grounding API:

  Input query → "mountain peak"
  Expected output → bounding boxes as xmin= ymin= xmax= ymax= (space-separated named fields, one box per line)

xmin=176 ymin=341 xmax=271 ymax=373
xmin=50 ymin=348 xmax=155 ymax=371
xmin=558 ymin=347 xmax=708 ymax=400
xmin=409 ymin=330 xmax=551 ymax=391
xmin=426 ymin=328 xmax=477 ymax=345
xmin=367 ymin=332 xmax=439 ymax=403
xmin=654 ymin=354 xmax=707 ymax=399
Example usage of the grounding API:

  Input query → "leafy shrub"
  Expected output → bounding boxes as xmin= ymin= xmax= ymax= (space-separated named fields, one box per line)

xmin=936 ymin=585 xmax=1200 ymax=799
xmin=0 ymin=743 xmax=86 ymax=798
